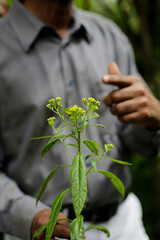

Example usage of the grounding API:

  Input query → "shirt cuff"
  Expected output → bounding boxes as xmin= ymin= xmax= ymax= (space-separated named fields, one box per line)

xmin=152 ymin=129 xmax=160 ymax=150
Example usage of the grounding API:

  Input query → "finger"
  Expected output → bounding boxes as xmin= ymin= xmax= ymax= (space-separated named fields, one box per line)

xmin=53 ymin=222 xmax=70 ymax=239
xmin=118 ymin=111 xmax=139 ymax=124
xmin=58 ymin=219 xmax=70 ymax=227
xmin=110 ymin=99 xmax=138 ymax=117
xmin=118 ymin=110 xmax=150 ymax=125
xmin=58 ymin=212 xmax=70 ymax=227
xmin=103 ymin=86 xmax=136 ymax=106
xmin=108 ymin=62 xmax=121 ymax=75
xmin=102 ymin=74 xmax=133 ymax=88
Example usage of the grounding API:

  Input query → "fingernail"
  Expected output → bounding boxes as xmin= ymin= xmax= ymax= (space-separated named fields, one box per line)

xmin=102 ymin=75 xmax=109 ymax=82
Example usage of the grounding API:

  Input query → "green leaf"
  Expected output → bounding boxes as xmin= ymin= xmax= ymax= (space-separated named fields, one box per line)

xmin=83 ymin=140 xmax=99 ymax=156
xmin=91 ymin=113 xmax=99 ymax=119
xmin=57 ymin=218 xmax=72 ymax=223
xmin=70 ymin=215 xmax=84 ymax=240
xmin=42 ymin=134 xmax=66 ymax=159
xmin=70 ymin=152 xmax=87 ymax=217
xmin=62 ymin=106 xmax=72 ymax=115
xmin=104 ymin=157 xmax=132 ymax=165
xmin=66 ymin=143 xmax=78 ymax=148
xmin=97 ymin=170 xmax=125 ymax=197
xmin=90 ymin=159 xmax=97 ymax=171
xmin=104 ymin=144 xmax=114 ymax=153
xmin=30 ymin=136 xmax=53 ymax=140
xmin=86 ymin=168 xmax=96 ymax=175
xmin=32 ymin=223 xmax=48 ymax=240
xmin=36 ymin=164 xmax=70 ymax=205
xmin=85 ymin=154 xmax=95 ymax=161
xmin=85 ymin=225 xmax=110 ymax=238
xmin=86 ymin=124 xmax=107 ymax=132
xmin=92 ymin=138 xmax=104 ymax=153
xmin=46 ymin=188 xmax=70 ymax=240
xmin=59 ymin=123 xmax=70 ymax=130
xmin=80 ymin=114 xmax=89 ymax=129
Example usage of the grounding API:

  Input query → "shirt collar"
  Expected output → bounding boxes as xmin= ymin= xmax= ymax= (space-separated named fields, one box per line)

xmin=9 ymin=0 xmax=93 ymax=52
xmin=71 ymin=6 xmax=93 ymax=43
xmin=9 ymin=0 xmax=44 ymax=52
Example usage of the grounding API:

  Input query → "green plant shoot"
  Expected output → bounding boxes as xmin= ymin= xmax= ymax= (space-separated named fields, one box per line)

xmin=32 ymin=97 xmax=131 ymax=240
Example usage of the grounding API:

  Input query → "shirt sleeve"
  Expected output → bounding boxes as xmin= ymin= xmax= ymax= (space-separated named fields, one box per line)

xmin=119 ymin=123 xmax=159 ymax=157
xmin=0 ymin=129 xmax=49 ymax=240
xmin=0 ymin=72 xmax=49 ymax=239
xmin=0 ymin=171 xmax=50 ymax=240
xmin=114 ymin=33 xmax=160 ymax=157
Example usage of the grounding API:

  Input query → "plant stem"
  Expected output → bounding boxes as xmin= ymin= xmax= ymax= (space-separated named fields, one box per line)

xmin=78 ymin=131 xmax=81 ymax=152
xmin=81 ymin=127 xmax=86 ymax=146
xmin=61 ymin=139 xmax=73 ymax=161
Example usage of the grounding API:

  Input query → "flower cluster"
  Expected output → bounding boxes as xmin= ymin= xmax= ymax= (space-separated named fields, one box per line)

xmin=81 ymin=97 xmax=100 ymax=119
xmin=46 ymin=97 xmax=100 ymax=130
xmin=46 ymin=97 xmax=62 ymax=112
xmin=82 ymin=97 xmax=100 ymax=106
xmin=66 ymin=105 xmax=86 ymax=116
xmin=82 ymin=97 xmax=100 ymax=112
xmin=47 ymin=117 xmax=56 ymax=128
xmin=66 ymin=105 xmax=86 ymax=126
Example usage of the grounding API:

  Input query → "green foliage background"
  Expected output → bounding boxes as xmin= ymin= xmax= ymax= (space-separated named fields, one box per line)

xmin=74 ymin=0 xmax=160 ymax=239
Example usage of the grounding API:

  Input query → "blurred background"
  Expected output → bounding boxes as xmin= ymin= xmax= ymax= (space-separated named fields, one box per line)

xmin=1 ymin=0 xmax=160 ymax=239
xmin=73 ymin=0 xmax=160 ymax=239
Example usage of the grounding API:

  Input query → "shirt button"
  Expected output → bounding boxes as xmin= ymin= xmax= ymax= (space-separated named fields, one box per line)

xmin=69 ymin=80 xmax=75 ymax=87
xmin=86 ymin=159 xmax=92 ymax=166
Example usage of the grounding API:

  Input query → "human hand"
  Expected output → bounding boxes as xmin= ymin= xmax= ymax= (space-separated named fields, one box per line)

xmin=102 ymin=62 xmax=160 ymax=129
xmin=31 ymin=209 xmax=70 ymax=240
xmin=0 ymin=0 xmax=9 ymax=16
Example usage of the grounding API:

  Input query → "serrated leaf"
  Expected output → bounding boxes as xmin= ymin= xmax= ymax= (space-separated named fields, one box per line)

xmin=70 ymin=215 xmax=84 ymax=240
xmin=85 ymin=225 xmax=110 ymax=238
xmin=32 ymin=223 xmax=48 ymax=240
xmin=83 ymin=140 xmax=99 ymax=156
xmin=97 ymin=170 xmax=125 ymax=197
xmin=70 ymin=152 xmax=87 ymax=217
xmin=36 ymin=164 xmax=70 ymax=205
xmin=42 ymin=134 xmax=66 ymax=159
xmin=104 ymin=157 xmax=132 ymax=165
xmin=104 ymin=144 xmax=114 ymax=153
xmin=46 ymin=188 xmax=70 ymax=240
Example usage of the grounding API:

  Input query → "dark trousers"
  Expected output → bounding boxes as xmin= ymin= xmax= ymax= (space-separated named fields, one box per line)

xmin=0 ymin=233 xmax=3 ymax=240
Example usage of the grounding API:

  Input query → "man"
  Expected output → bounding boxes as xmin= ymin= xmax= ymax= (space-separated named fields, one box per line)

xmin=0 ymin=0 xmax=160 ymax=239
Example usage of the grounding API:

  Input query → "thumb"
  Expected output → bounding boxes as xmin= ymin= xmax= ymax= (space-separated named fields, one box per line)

xmin=108 ymin=62 xmax=121 ymax=75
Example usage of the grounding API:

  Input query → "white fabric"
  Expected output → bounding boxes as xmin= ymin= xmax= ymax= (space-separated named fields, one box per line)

xmin=84 ymin=193 xmax=149 ymax=240
xmin=4 ymin=193 xmax=149 ymax=240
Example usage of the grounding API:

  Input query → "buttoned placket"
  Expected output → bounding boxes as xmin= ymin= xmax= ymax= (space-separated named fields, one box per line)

xmin=58 ymin=36 xmax=81 ymax=109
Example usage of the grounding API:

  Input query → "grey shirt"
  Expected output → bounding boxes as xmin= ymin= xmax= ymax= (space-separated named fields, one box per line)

xmin=0 ymin=0 xmax=160 ymax=239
